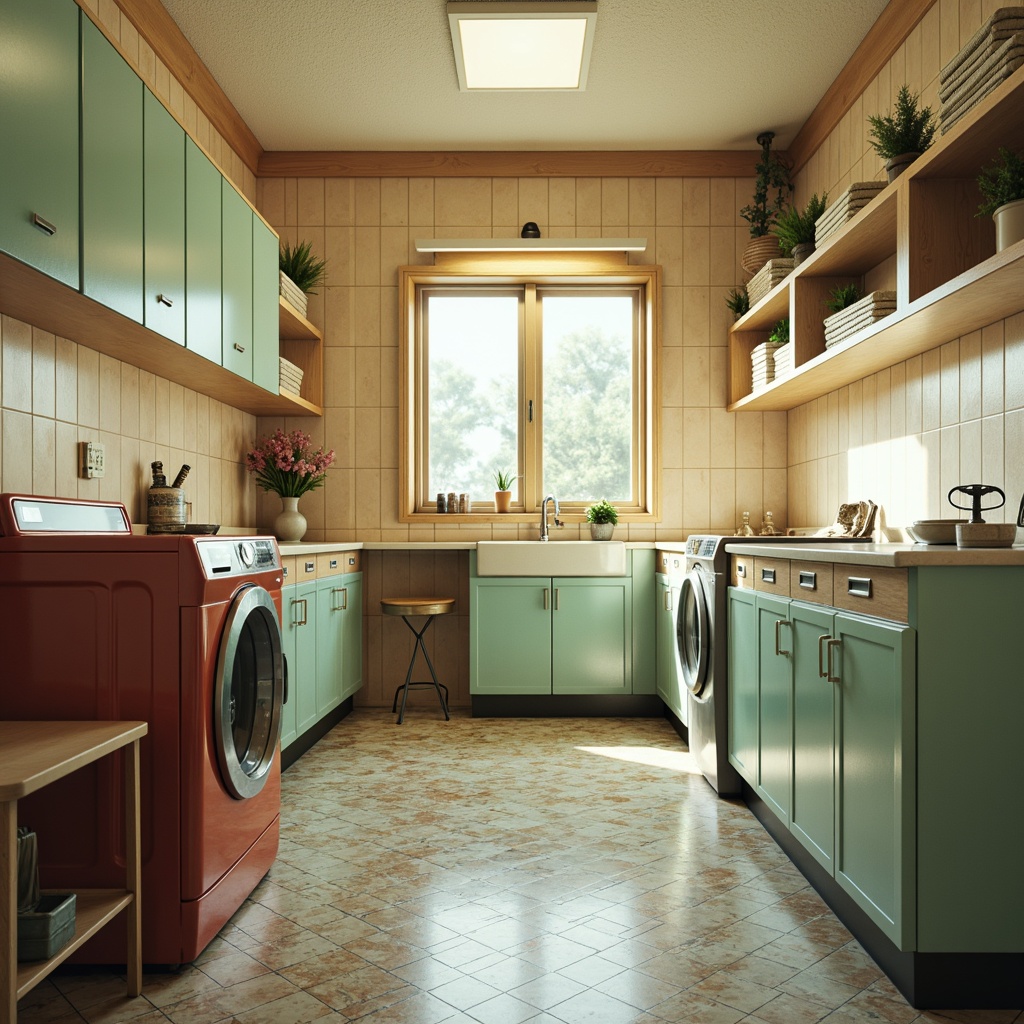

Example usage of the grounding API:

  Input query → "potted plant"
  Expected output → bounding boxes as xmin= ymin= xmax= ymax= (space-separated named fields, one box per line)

xmin=825 ymin=283 xmax=861 ymax=314
xmin=585 ymin=499 xmax=619 ymax=540
xmin=977 ymin=147 xmax=1024 ymax=252
xmin=725 ymin=286 xmax=749 ymax=320
xmin=867 ymin=85 xmax=936 ymax=182
xmin=279 ymin=240 xmax=327 ymax=319
xmin=772 ymin=192 xmax=828 ymax=266
xmin=768 ymin=318 xmax=789 ymax=346
xmin=739 ymin=131 xmax=793 ymax=274
xmin=493 ymin=469 xmax=515 ymax=513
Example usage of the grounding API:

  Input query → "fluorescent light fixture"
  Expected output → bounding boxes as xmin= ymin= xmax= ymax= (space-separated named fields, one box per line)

xmin=415 ymin=238 xmax=647 ymax=252
xmin=448 ymin=1 xmax=598 ymax=91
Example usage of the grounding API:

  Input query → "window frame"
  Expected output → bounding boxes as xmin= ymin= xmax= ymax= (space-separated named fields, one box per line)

xmin=399 ymin=261 xmax=661 ymax=523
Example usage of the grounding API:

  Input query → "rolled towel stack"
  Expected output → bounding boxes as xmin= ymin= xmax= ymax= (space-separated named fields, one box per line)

xmin=746 ymin=258 xmax=793 ymax=306
xmin=815 ymin=182 xmax=887 ymax=246
xmin=823 ymin=291 xmax=897 ymax=349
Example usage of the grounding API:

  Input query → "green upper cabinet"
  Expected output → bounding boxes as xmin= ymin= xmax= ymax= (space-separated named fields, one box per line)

xmin=143 ymin=89 xmax=185 ymax=345
xmin=81 ymin=16 xmax=143 ymax=322
xmin=552 ymin=578 xmax=631 ymax=695
xmin=252 ymin=217 xmax=280 ymax=394
xmin=0 ymin=0 xmax=80 ymax=288
xmin=185 ymin=138 xmax=221 ymax=365
xmin=222 ymin=180 xmax=253 ymax=379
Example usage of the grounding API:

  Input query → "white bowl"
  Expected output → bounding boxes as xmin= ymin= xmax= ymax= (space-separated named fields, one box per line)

xmin=908 ymin=519 xmax=961 ymax=544
xmin=955 ymin=522 xmax=1017 ymax=548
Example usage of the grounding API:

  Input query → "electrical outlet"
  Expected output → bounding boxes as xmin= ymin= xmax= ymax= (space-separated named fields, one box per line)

xmin=79 ymin=441 xmax=106 ymax=479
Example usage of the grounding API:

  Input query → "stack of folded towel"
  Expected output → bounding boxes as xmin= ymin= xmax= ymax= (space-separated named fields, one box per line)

xmin=746 ymin=258 xmax=793 ymax=306
xmin=751 ymin=340 xmax=787 ymax=389
xmin=823 ymin=291 xmax=897 ymax=349
xmin=815 ymin=182 xmax=887 ymax=246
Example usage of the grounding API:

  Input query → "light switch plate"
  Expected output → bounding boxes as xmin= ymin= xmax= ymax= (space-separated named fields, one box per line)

xmin=79 ymin=441 xmax=106 ymax=479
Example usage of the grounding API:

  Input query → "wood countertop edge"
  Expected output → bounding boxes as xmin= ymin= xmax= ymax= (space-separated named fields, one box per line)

xmin=722 ymin=542 xmax=1024 ymax=566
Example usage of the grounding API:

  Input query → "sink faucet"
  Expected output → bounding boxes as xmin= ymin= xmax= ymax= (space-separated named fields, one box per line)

xmin=540 ymin=494 xmax=563 ymax=541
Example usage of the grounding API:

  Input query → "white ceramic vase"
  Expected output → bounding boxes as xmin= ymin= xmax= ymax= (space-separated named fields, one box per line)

xmin=590 ymin=523 xmax=614 ymax=541
xmin=993 ymin=198 xmax=1024 ymax=253
xmin=274 ymin=496 xmax=307 ymax=542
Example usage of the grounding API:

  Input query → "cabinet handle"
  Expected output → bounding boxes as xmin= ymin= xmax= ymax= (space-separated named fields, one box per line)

xmin=32 ymin=212 xmax=56 ymax=236
xmin=847 ymin=576 xmax=872 ymax=598
xmin=554 ymin=588 xmax=560 ymax=611
xmin=817 ymin=634 xmax=831 ymax=678
xmin=543 ymin=588 xmax=550 ymax=610
xmin=156 ymin=293 xmax=174 ymax=307
xmin=341 ymin=587 xmax=348 ymax=611
xmin=304 ymin=561 xmax=315 ymax=574
xmin=664 ymin=590 xmax=672 ymax=612
xmin=761 ymin=567 xmax=776 ymax=584
xmin=799 ymin=570 xmax=817 ymax=590
xmin=233 ymin=342 xmax=246 ymax=353
xmin=826 ymin=638 xmax=842 ymax=683
xmin=332 ymin=586 xmax=347 ymax=611
xmin=329 ymin=559 xmax=338 ymax=569
xmin=292 ymin=597 xmax=308 ymax=626
xmin=774 ymin=619 xmax=790 ymax=656
xmin=736 ymin=563 xmax=746 ymax=578
xmin=282 ymin=652 xmax=289 ymax=706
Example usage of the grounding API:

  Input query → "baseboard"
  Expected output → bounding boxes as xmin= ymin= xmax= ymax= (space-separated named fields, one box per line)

xmin=471 ymin=694 xmax=663 ymax=717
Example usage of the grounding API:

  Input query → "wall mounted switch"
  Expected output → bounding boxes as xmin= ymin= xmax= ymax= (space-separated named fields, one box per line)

xmin=79 ymin=441 xmax=106 ymax=479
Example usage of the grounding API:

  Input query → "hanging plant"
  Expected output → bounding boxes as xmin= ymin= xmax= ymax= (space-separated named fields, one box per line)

xmin=740 ymin=132 xmax=794 ymax=239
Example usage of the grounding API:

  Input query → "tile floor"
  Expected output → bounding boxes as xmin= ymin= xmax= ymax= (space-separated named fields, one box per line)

xmin=20 ymin=711 xmax=1023 ymax=1024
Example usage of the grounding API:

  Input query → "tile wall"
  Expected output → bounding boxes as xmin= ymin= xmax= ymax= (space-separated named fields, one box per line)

xmin=789 ymin=0 xmax=1024 ymax=531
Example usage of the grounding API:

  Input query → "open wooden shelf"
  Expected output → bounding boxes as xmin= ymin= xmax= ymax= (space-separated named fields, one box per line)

xmin=727 ymin=63 xmax=1024 ymax=411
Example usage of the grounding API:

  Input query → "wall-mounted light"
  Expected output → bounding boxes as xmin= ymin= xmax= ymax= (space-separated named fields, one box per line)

xmin=415 ymin=238 xmax=647 ymax=253
xmin=447 ymin=1 xmax=598 ymax=92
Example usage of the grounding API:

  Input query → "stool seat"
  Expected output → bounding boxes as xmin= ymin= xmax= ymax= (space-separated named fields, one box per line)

xmin=380 ymin=596 xmax=455 ymax=724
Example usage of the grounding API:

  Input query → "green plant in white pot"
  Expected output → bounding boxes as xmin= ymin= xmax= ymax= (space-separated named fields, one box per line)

xmin=867 ymin=84 xmax=936 ymax=182
xmin=977 ymin=147 xmax=1024 ymax=253
xmin=586 ymin=499 xmax=619 ymax=540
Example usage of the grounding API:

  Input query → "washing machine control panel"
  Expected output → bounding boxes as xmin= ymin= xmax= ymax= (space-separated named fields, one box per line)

xmin=197 ymin=538 xmax=279 ymax=578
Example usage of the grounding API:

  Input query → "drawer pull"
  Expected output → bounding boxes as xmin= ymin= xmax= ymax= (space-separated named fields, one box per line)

xmin=799 ymin=570 xmax=817 ymax=590
xmin=826 ymin=638 xmax=842 ymax=683
xmin=303 ymin=560 xmax=315 ymax=574
xmin=848 ymin=576 xmax=872 ymax=598
xmin=332 ymin=586 xmax=347 ymax=611
xmin=156 ymin=293 xmax=174 ymax=307
xmin=736 ymin=563 xmax=747 ymax=578
xmin=554 ymin=588 xmax=560 ymax=611
xmin=233 ymin=342 xmax=246 ymax=353
xmin=543 ymin=588 xmax=550 ymax=611
xmin=292 ymin=597 xmax=308 ymax=626
xmin=761 ymin=567 xmax=776 ymax=584
xmin=664 ymin=590 xmax=672 ymax=612
xmin=348 ymin=556 xmax=356 ymax=566
xmin=818 ymin=634 xmax=831 ymax=679
xmin=32 ymin=212 xmax=57 ymax=235
xmin=329 ymin=558 xmax=338 ymax=569
xmin=282 ymin=565 xmax=289 ymax=578
xmin=774 ymin=619 xmax=790 ymax=656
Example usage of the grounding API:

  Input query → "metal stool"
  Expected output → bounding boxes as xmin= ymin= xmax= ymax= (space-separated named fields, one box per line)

xmin=380 ymin=597 xmax=454 ymax=724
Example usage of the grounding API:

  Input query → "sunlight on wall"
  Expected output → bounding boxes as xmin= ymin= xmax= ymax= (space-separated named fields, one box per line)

xmin=847 ymin=435 xmax=930 ymax=535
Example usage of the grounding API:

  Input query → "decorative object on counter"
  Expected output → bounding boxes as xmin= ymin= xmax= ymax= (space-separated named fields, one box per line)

xmin=520 ymin=221 xmax=541 ymax=238
xmin=745 ymin=257 xmax=793 ymax=306
xmin=147 ymin=460 xmax=187 ymax=534
xmin=436 ymin=492 xmax=447 ymax=513
xmin=278 ymin=355 xmax=304 ymax=397
xmin=171 ymin=464 xmax=190 ymax=489
xmin=447 ymin=491 xmax=459 ymax=514
xmin=493 ymin=469 xmax=515 ymax=513
xmin=759 ymin=511 xmax=778 ymax=536
xmin=868 ymin=84 xmax=936 ymax=181
xmin=818 ymin=499 xmax=878 ymax=537
xmin=814 ymin=181 xmax=887 ymax=246
xmin=739 ymin=131 xmax=793 ymax=274
xmin=725 ymin=286 xmax=749 ymax=320
xmin=459 ymin=493 xmax=471 ymax=514
xmin=772 ymin=191 xmax=828 ymax=266
xmin=948 ymin=483 xmax=1016 ymax=547
xmin=939 ymin=8 xmax=1024 ymax=135
xmin=736 ymin=511 xmax=755 ymax=536
xmin=279 ymin=240 xmax=327 ymax=320
xmin=585 ymin=499 xmax=619 ymax=540
xmin=976 ymin=146 xmax=1024 ymax=252
xmin=245 ymin=428 xmax=335 ymax=543
xmin=907 ymin=519 xmax=963 ymax=544
xmin=823 ymin=289 xmax=896 ymax=348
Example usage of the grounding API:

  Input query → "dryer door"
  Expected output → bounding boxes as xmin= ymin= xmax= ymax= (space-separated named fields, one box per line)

xmin=214 ymin=584 xmax=284 ymax=799
xmin=677 ymin=567 xmax=711 ymax=699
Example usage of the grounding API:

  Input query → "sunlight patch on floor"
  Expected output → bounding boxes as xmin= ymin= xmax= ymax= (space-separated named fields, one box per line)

xmin=575 ymin=744 xmax=701 ymax=774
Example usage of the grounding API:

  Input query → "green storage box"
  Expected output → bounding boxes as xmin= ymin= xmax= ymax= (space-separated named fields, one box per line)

xmin=17 ymin=893 xmax=76 ymax=962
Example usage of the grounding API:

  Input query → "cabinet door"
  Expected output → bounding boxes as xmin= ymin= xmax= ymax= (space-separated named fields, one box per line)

xmin=727 ymin=587 xmax=757 ymax=785
xmin=655 ymin=576 xmax=682 ymax=714
xmin=283 ymin=581 xmax=317 ymax=741
xmin=143 ymin=89 xmax=185 ymax=345
xmin=833 ymin=612 xmax=916 ymax=950
xmin=756 ymin=593 xmax=792 ymax=824
xmin=790 ymin=601 xmax=836 ymax=872
xmin=0 ymin=0 xmax=80 ymax=287
xmin=279 ymin=584 xmax=297 ymax=749
xmin=340 ymin=573 xmax=363 ymax=700
xmin=221 ymin=180 xmax=253 ymax=379
xmin=81 ymin=17 xmax=143 ymax=322
xmin=185 ymin=139 xmax=221 ymax=364
xmin=252 ymin=216 xmax=280 ymax=394
xmin=470 ymin=578 xmax=551 ymax=694
xmin=552 ymin=578 xmax=631 ymax=694
xmin=315 ymin=577 xmax=345 ymax=714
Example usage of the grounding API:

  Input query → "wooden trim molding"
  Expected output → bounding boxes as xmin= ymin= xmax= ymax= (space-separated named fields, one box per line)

xmin=108 ymin=0 xmax=263 ymax=174
xmin=258 ymin=150 xmax=760 ymax=178
xmin=786 ymin=0 xmax=934 ymax=173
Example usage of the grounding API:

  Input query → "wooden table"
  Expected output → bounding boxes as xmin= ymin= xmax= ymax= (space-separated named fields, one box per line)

xmin=0 ymin=721 xmax=147 ymax=1024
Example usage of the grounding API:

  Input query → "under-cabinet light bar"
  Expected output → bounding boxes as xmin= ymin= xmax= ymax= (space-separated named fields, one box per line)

xmin=415 ymin=238 xmax=648 ymax=253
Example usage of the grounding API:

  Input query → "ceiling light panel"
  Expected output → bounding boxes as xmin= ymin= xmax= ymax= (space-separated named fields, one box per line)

xmin=448 ymin=1 xmax=598 ymax=91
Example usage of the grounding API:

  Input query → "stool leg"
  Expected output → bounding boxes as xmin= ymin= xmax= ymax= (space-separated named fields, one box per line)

xmin=415 ymin=630 xmax=450 ymax=721
xmin=395 ymin=615 xmax=431 ymax=725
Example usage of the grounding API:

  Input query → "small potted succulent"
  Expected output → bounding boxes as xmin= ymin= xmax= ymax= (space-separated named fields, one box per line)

xmin=825 ymin=283 xmax=861 ymax=314
xmin=977 ymin=147 xmax=1024 ymax=252
xmin=867 ymin=85 xmax=936 ymax=182
xmin=772 ymin=192 xmax=828 ymax=266
xmin=493 ymin=469 xmax=516 ymax=513
xmin=585 ymin=499 xmax=619 ymax=540
xmin=279 ymin=240 xmax=327 ymax=319
xmin=739 ymin=131 xmax=793 ymax=274
xmin=725 ymin=286 xmax=750 ymax=320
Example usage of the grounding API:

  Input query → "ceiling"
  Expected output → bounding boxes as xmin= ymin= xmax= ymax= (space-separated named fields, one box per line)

xmin=158 ymin=0 xmax=890 ymax=153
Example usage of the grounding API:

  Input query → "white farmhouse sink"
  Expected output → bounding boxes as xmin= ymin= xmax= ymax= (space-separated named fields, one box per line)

xmin=476 ymin=540 xmax=627 ymax=577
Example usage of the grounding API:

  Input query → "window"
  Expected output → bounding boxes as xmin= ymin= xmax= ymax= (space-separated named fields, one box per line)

xmin=400 ymin=264 xmax=660 ymax=519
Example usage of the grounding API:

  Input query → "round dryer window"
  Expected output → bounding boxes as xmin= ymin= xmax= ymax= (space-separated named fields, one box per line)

xmin=677 ymin=568 xmax=710 ymax=699
xmin=214 ymin=584 xmax=284 ymax=799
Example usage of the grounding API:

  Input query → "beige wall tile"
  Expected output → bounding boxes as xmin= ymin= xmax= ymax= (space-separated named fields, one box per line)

xmin=355 ymin=179 xmax=381 ymax=226
xmin=2 ymin=316 xmax=32 ymax=413
xmin=518 ymin=177 xmax=549 ymax=228
xmin=435 ymin=178 xmax=491 ymax=227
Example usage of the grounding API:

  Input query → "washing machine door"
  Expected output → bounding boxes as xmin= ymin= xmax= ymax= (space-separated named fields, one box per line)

xmin=677 ymin=567 xmax=711 ymax=699
xmin=214 ymin=584 xmax=284 ymax=799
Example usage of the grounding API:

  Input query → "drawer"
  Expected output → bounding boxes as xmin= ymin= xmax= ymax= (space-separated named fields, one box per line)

xmin=660 ymin=551 xmax=684 ymax=574
xmin=279 ymin=554 xmax=297 ymax=584
xmin=731 ymin=554 xmax=755 ymax=589
xmin=316 ymin=551 xmax=360 ymax=577
xmin=833 ymin=565 xmax=908 ymax=622
xmin=297 ymin=555 xmax=319 ymax=580
xmin=789 ymin=561 xmax=834 ymax=605
xmin=753 ymin=556 xmax=790 ymax=596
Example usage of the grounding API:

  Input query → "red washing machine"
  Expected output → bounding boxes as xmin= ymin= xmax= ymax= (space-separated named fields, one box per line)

xmin=0 ymin=494 xmax=285 ymax=965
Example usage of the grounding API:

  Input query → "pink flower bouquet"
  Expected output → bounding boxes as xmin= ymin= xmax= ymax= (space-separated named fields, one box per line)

xmin=245 ymin=429 xmax=335 ymax=498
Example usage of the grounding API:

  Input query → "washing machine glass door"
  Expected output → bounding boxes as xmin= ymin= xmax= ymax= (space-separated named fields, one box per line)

xmin=677 ymin=567 xmax=710 ymax=698
xmin=214 ymin=585 xmax=284 ymax=799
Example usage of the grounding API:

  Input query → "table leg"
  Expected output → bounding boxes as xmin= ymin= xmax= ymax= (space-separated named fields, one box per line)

xmin=1 ymin=800 xmax=17 ymax=1024
xmin=124 ymin=741 xmax=142 ymax=997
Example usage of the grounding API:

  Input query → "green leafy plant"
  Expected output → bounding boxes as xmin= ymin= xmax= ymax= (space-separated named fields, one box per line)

xmin=725 ymin=286 xmax=750 ymax=319
xmin=585 ymin=499 xmax=619 ymax=525
xmin=772 ymin=192 xmax=829 ymax=256
xmin=867 ymin=85 xmax=936 ymax=160
xmin=768 ymin=318 xmax=790 ymax=346
xmin=740 ymin=131 xmax=794 ymax=238
xmin=825 ymin=283 xmax=861 ymax=314
xmin=493 ymin=469 xmax=516 ymax=491
xmin=976 ymin=147 xmax=1024 ymax=217
xmin=280 ymin=240 xmax=327 ymax=294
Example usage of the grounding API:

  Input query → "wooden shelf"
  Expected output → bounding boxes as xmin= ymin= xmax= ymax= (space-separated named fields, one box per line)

xmin=727 ymin=63 xmax=1024 ymax=411
xmin=278 ymin=297 xmax=324 ymax=413
xmin=279 ymin=296 xmax=322 ymax=342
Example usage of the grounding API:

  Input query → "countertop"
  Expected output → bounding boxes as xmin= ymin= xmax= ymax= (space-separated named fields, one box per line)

xmin=278 ymin=540 xmax=658 ymax=556
xmin=723 ymin=540 xmax=1024 ymax=566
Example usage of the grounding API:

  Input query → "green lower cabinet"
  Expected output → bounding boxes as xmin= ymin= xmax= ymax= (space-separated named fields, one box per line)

xmin=339 ymin=573 xmax=363 ymax=700
xmin=756 ymin=593 xmax=792 ymax=824
xmin=551 ymin=578 xmax=631 ymax=694
xmin=727 ymin=587 xmax=757 ymax=785
xmin=315 ymin=575 xmax=347 ymax=715
xmin=281 ymin=580 xmax=317 ymax=747
xmin=471 ymin=578 xmax=552 ymax=694
xmin=655 ymin=574 xmax=685 ymax=721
